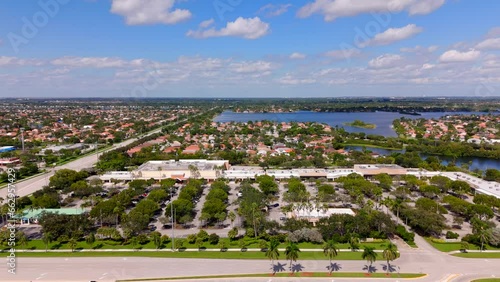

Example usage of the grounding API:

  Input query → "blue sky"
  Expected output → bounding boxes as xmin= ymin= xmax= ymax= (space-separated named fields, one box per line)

xmin=0 ymin=0 xmax=499 ymax=98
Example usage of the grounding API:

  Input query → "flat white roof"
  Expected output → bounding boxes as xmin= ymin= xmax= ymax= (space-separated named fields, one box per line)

xmin=293 ymin=208 xmax=355 ymax=218
xmin=441 ymin=172 xmax=500 ymax=199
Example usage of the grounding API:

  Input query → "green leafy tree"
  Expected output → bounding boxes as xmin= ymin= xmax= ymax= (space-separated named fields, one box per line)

xmin=349 ymin=235 xmax=360 ymax=252
xmin=150 ymin=231 xmax=162 ymax=250
xmin=85 ymin=233 xmax=96 ymax=250
xmin=218 ymin=240 xmax=227 ymax=251
xmin=460 ymin=241 xmax=470 ymax=253
xmin=42 ymin=232 xmax=53 ymax=252
xmin=18 ymin=232 xmax=29 ymax=251
xmin=129 ymin=237 xmax=139 ymax=251
xmin=68 ymin=238 xmax=78 ymax=252
xmin=208 ymin=233 xmax=220 ymax=245
xmin=239 ymin=240 xmax=247 ymax=250
xmin=174 ymin=239 xmax=184 ymax=251
xmin=228 ymin=227 xmax=239 ymax=241
xmin=195 ymin=238 xmax=204 ymax=250
xmin=197 ymin=230 xmax=209 ymax=242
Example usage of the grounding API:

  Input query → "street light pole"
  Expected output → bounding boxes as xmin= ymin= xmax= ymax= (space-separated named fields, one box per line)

xmin=171 ymin=188 xmax=175 ymax=251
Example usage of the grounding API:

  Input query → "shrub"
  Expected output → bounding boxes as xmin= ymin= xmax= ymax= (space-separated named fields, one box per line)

xmin=271 ymin=233 xmax=287 ymax=243
xmin=197 ymin=230 xmax=209 ymax=242
xmin=462 ymin=234 xmax=480 ymax=245
xmin=287 ymin=228 xmax=323 ymax=243
xmin=259 ymin=239 xmax=269 ymax=250
xmin=187 ymin=234 xmax=197 ymax=244
xmin=136 ymin=234 xmax=149 ymax=245
xmin=208 ymin=233 xmax=220 ymax=245
xmin=395 ymin=225 xmax=415 ymax=244
xmin=245 ymin=228 xmax=255 ymax=238
xmin=445 ymin=231 xmax=459 ymax=240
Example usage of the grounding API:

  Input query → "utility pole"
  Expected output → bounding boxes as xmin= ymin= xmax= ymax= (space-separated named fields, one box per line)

xmin=95 ymin=140 xmax=98 ymax=161
xmin=171 ymin=188 xmax=175 ymax=251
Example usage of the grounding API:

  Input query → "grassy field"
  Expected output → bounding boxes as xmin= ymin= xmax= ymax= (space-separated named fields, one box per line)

xmin=342 ymin=143 xmax=403 ymax=150
xmin=453 ymin=252 xmax=500 ymax=259
xmin=13 ymin=250 xmax=369 ymax=260
xmin=8 ymin=239 xmax=388 ymax=252
xmin=118 ymin=272 xmax=425 ymax=281
xmin=425 ymin=238 xmax=500 ymax=252
xmin=471 ymin=279 xmax=500 ymax=282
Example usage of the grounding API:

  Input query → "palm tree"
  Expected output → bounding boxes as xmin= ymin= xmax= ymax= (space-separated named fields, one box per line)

xmin=129 ymin=237 xmax=139 ymax=251
xmin=349 ymin=235 xmax=360 ymax=252
xmin=323 ymin=239 xmax=338 ymax=275
xmin=228 ymin=211 xmax=236 ymax=228
xmin=362 ymin=246 xmax=378 ymax=272
xmin=382 ymin=243 xmax=399 ymax=273
xmin=265 ymin=239 xmax=280 ymax=273
xmin=478 ymin=228 xmax=491 ymax=252
xmin=284 ymin=242 xmax=300 ymax=271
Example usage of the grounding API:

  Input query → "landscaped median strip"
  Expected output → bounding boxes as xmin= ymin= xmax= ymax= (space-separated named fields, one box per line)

xmin=7 ymin=250 xmax=373 ymax=260
xmin=452 ymin=252 xmax=500 ymax=259
xmin=116 ymin=272 xmax=426 ymax=281
xmin=4 ymin=248 xmax=387 ymax=252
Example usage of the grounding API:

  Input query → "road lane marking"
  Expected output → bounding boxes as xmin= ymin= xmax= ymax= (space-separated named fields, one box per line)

xmin=443 ymin=273 xmax=461 ymax=282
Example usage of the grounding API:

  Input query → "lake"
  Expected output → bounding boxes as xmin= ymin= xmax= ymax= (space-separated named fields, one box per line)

xmin=214 ymin=111 xmax=494 ymax=137
xmin=346 ymin=146 xmax=500 ymax=171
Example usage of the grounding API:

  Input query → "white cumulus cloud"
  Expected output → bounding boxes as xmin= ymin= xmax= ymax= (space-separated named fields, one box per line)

xmin=475 ymin=38 xmax=500 ymax=50
xmin=324 ymin=49 xmax=362 ymax=60
xmin=290 ymin=52 xmax=306 ymax=59
xmin=258 ymin=3 xmax=293 ymax=17
xmin=199 ymin=19 xmax=215 ymax=28
xmin=51 ymin=57 xmax=129 ymax=68
xmin=297 ymin=0 xmax=446 ymax=21
xmin=111 ymin=0 xmax=191 ymax=25
xmin=230 ymin=61 xmax=274 ymax=74
xmin=0 ymin=56 xmax=44 ymax=67
xmin=368 ymin=54 xmax=403 ymax=69
xmin=361 ymin=24 xmax=423 ymax=47
xmin=187 ymin=17 xmax=270 ymax=40
xmin=439 ymin=49 xmax=481 ymax=63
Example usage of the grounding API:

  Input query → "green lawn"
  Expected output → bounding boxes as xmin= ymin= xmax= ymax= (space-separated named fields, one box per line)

xmin=425 ymin=238 xmax=500 ymax=252
xmin=342 ymin=143 xmax=403 ymax=150
xmin=13 ymin=250 xmax=368 ymax=260
xmin=453 ymin=252 xmax=500 ymax=259
xmin=9 ymin=239 xmax=388 ymax=252
xmin=471 ymin=279 xmax=500 ymax=282
xmin=118 ymin=272 xmax=425 ymax=281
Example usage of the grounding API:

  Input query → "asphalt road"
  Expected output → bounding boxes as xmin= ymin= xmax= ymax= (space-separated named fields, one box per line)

xmin=1 ymin=233 xmax=499 ymax=282
xmin=0 ymin=128 xmax=162 ymax=200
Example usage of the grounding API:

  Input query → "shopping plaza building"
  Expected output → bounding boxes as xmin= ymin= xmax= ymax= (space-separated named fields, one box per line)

xmin=99 ymin=160 xmax=500 ymax=199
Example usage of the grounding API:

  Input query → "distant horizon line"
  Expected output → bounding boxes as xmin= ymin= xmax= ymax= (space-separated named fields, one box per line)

xmin=1 ymin=96 xmax=500 ymax=100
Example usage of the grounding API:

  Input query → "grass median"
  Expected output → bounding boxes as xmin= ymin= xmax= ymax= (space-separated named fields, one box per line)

xmin=425 ymin=238 xmax=500 ymax=252
xmin=9 ymin=239 xmax=388 ymax=252
xmin=13 ymin=250 xmax=368 ymax=260
xmin=117 ymin=272 xmax=425 ymax=281
xmin=452 ymin=252 xmax=500 ymax=259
